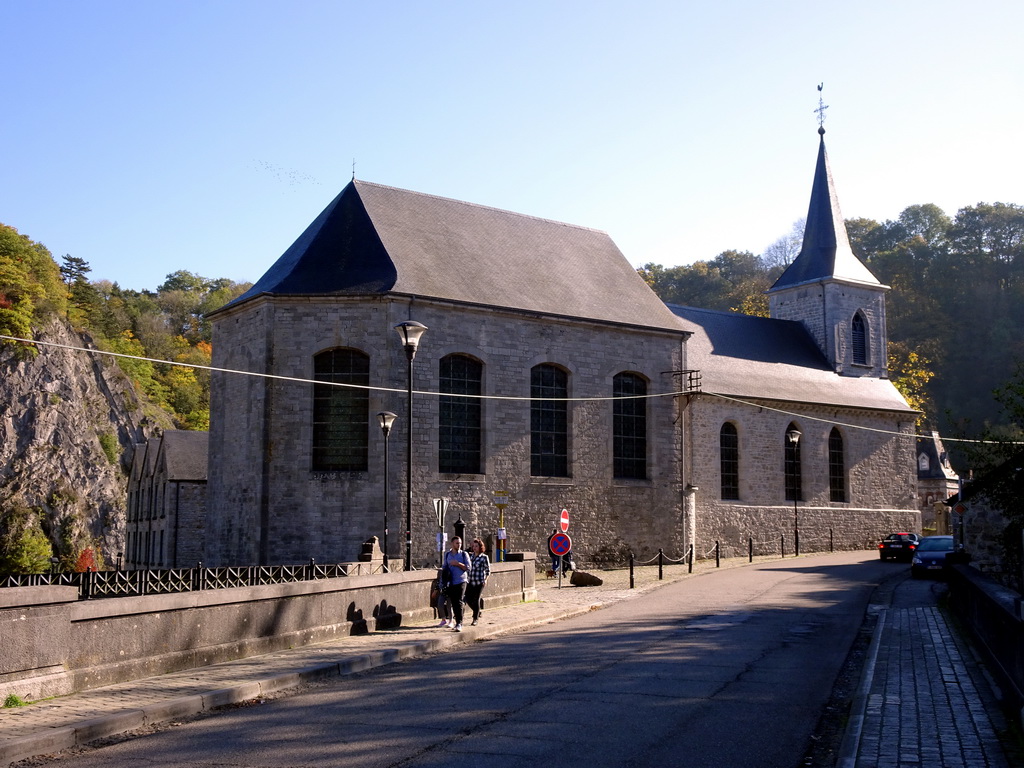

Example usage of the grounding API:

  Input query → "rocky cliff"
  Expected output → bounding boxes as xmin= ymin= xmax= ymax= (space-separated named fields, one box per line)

xmin=0 ymin=319 xmax=170 ymax=568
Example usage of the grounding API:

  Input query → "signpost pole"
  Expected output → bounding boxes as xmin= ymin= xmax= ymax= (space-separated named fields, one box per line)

xmin=493 ymin=491 xmax=509 ymax=562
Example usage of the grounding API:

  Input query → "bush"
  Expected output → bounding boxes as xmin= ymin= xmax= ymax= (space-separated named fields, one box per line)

xmin=98 ymin=433 xmax=119 ymax=465
xmin=0 ymin=506 xmax=53 ymax=576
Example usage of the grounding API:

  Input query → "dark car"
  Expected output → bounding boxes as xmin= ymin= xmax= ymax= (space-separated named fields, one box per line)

xmin=911 ymin=535 xmax=955 ymax=578
xmin=878 ymin=532 xmax=920 ymax=561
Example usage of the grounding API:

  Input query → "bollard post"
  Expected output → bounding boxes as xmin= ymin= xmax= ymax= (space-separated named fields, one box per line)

xmin=830 ymin=527 xmax=834 ymax=552
xmin=715 ymin=540 xmax=720 ymax=568
xmin=687 ymin=543 xmax=694 ymax=573
xmin=781 ymin=534 xmax=786 ymax=559
xmin=629 ymin=552 xmax=635 ymax=589
xmin=658 ymin=548 xmax=664 ymax=580
xmin=749 ymin=537 xmax=753 ymax=563
xmin=83 ymin=567 xmax=94 ymax=600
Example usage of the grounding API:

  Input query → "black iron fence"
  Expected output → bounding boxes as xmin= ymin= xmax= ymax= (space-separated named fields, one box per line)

xmin=0 ymin=559 xmax=389 ymax=601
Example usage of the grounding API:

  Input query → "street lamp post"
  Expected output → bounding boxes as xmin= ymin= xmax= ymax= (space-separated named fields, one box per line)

xmin=787 ymin=428 xmax=802 ymax=557
xmin=377 ymin=411 xmax=397 ymax=570
xmin=394 ymin=320 xmax=427 ymax=571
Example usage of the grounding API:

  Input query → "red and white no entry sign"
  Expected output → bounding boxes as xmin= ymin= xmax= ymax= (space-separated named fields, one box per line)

xmin=559 ymin=508 xmax=570 ymax=533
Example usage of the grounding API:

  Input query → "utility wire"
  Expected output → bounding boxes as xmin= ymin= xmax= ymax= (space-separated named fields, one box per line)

xmin=2 ymin=333 xmax=1020 ymax=446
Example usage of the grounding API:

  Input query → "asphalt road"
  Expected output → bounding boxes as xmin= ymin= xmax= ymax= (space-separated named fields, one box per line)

xmin=24 ymin=552 xmax=895 ymax=768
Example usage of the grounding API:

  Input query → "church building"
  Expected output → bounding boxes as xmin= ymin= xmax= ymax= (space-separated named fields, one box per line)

xmin=133 ymin=127 xmax=919 ymax=569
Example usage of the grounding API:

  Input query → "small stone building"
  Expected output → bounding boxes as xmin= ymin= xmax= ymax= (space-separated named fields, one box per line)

xmin=125 ymin=430 xmax=208 ymax=568
xmin=917 ymin=431 xmax=959 ymax=534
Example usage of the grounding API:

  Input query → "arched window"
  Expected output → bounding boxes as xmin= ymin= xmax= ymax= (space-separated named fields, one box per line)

xmin=312 ymin=348 xmax=369 ymax=471
xmin=829 ymin=428 xmax=846 ymax=502
xmin=720 ymin=423 xmax=739 ymax=500
xmin=784 ymin=423 xmax=802 ymax=502
xmin=613 ymin=372 xmax=647 ymax=479
xmin=852 ymin=312 xmax=868 ymax=365
xmin=531 ymin=364 xmax=569 ymax=477
xmin=439 ymin=354 xmax=483 ymax=474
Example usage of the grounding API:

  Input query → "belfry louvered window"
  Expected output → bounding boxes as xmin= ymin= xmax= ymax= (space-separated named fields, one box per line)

xmin=852 ymin=312 xmax=868 ymax=365
xmin=439 ymin=354 xmax=483 ymax=474
xmin=312 ymin=349 xmax=369 ymax=471
xmin=531 ymin=364 xmax=569 ymax=477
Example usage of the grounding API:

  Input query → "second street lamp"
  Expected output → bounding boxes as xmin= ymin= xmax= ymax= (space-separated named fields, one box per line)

xmin=394 ymin=320 xmax=427 ymax=571
xmin=377 ymin=411 xmax=397 ymax=571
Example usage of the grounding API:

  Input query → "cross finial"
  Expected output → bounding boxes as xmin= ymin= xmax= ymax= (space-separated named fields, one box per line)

xmin=814 ymin=83 xmax=828 ymax=134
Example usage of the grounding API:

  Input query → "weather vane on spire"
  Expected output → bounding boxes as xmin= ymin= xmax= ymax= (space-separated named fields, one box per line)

xmin=815 ymin=83 xmax=829 ymax=132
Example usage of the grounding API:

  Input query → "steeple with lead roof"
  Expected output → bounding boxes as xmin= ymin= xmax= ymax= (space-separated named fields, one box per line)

xmin=768 ymin=92 xmax=890 ymax=378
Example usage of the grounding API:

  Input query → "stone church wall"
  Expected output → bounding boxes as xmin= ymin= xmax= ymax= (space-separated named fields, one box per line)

xmin=683 ymin=394 xmax=919 ymax=558
xmin=208 ymin=295 xmax=686 ymax=567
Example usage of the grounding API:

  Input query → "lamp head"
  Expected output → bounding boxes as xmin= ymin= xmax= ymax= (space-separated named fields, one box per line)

xmin=394 ymin=321 xmax=427 ymax=357
xmin=787 ymin=428 xmax=802 ymax=445
xmin=377 ymin=411 xmax=397 ymax=436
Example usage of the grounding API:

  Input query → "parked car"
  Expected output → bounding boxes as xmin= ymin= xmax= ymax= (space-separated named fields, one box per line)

xmin=911 ymin=535 xmax=955 ymax=578
xmin=878 ymin=532 xmax=920 ymax=561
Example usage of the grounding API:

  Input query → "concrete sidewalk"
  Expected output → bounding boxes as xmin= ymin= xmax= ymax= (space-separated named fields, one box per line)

xmin=1 ymin=554 xmax=1017 ymax=767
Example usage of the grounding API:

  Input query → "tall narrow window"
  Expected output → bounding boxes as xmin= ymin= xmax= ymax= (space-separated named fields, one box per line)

xmin=613 ymin=372 xmax=647 ymax=479
xmin=720 ymin=422 xmax=739 ymax=500
xmin=312 ymin=348 xmax=370 ymax=471
xmin=852 ymin=312 xmax=868 ymax=365
xmin=531 ymin=364 xmax=568 ymax=477
xmin=784 ymin=423 xmax=802 ymax=501
xmin=829 ymin=428 xmax=846 ymax=502
xmin=439 ymin=354 xmax=483 ymax=474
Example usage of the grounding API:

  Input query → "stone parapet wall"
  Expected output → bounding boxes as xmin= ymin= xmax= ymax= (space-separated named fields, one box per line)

xmin=0 ymin=556 xmax=535 ymax=703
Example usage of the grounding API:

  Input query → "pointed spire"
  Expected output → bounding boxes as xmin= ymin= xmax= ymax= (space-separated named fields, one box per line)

xmin=769 ymin=127 xmax=881 ymax=291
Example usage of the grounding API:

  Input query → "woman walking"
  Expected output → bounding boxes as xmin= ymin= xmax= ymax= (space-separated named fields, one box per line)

xmin=465 ymin=538 xmax=491 ymax=626
xmin=442 ymin=536 xmax=471 ymax=632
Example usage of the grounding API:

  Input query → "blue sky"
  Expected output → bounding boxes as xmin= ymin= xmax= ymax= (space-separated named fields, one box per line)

xmin=2 ymin=1 xmax=1022 ymax=291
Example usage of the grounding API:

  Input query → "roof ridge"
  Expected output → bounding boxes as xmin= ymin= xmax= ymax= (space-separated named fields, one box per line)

xmin=353 ymin=179 xmax=608 ymax=235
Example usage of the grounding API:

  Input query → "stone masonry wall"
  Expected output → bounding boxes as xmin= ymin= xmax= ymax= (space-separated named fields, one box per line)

xmin=208 ymin=295 xmax=686 ymax=567
xmin=683 ymin=393 xmax=919 ymax=559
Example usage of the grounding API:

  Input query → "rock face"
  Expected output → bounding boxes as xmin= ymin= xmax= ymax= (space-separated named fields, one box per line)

xmin=0 ymin=319 xmax=166 ymax=567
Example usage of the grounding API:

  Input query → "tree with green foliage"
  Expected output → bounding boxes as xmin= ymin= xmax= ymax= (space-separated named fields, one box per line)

xmin=0 ymin=224 xmax=67 ymax=353
xmin=638 ymin=250 xmax=778 ymax=312
xmin=59 ymin=254 xmax=100 ymax=324
xmin=0 ymin=504 xmax=53 ymax=576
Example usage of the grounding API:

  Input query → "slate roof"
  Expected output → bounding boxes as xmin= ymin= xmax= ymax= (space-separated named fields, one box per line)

xmin=917 ymin=432 xmax=958 ymax=480
xmin=669 ymin=304 xmax=915 ymax=413
xmin=158 ymin=430 xmax=208 ymax=482
xmin=224 ymin=180 xmax=686 ymax=333
xmin=770 ymin=129 xmax=883 ymax=291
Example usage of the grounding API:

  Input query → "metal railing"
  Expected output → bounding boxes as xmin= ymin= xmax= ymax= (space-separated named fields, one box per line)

xmin=0 ymin=558 xmax=391 ymax=601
